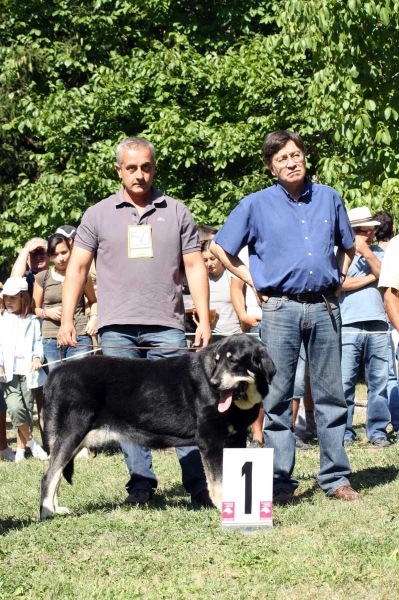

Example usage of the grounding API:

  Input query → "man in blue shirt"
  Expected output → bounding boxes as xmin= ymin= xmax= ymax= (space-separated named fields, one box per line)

xmin=211 ymin=130 xmax=359 ymax=503
xmin=340 ymin=207 xmax=391 ymax=448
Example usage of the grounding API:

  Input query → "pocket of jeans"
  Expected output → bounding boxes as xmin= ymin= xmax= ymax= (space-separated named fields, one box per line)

xmin=262 ymin=298 xmax=284 ymax=312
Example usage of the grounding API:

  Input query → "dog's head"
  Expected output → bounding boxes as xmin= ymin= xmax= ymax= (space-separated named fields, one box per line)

xmin=203 ymin=334 xmax=276 ymax=413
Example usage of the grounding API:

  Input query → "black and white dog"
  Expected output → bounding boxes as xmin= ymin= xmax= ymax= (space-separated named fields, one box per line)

xmin=40 ymin=334 xmax=275 ymax=520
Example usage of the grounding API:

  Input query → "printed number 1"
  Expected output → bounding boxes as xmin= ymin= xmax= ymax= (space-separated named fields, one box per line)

xmin=242 ymin=461 xmax=253 ymax=514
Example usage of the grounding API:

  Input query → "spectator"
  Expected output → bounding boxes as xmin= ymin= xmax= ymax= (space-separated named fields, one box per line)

xmin=339 ymin=207 xmax=391 ymax=448
xmin=11 ymin=238 xmax=49 ymax=448
xmin=197 ymin=225 xmax=218 ymax=248
xmin=211 ymin=129 xmax=359 ymax=503
xmin=57 ymin=136 xmax=213 ymax=508
xmin=201 ymin=240 xmax=240 ymax=336
xmin=11 ymin=238 xmax=49 ymax=298
xmin=378 ymin=229 xmax=399 ymax=445
xmin=54 ymin=225 xmax=77 ymax=246
xmin=373 ymin=210 xmax=399 ymax=434
xmin=0 ymin=277 xmax=48 ymax=462
xmin=32 ymin=233 xmax=97 ymax=371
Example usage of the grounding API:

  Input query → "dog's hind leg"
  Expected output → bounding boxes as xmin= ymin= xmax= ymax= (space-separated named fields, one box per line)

xmin=40 ymin=462 xmax=65 ymax=521
xmin=40 ymin=432 xmax=86 ymax=521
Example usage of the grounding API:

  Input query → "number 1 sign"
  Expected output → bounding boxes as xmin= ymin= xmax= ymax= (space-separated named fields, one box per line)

xmin=221 ymin=448 xmax=274 ymax=532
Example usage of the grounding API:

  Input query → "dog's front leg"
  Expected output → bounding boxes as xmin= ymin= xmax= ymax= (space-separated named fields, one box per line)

xmin=198 ymin=446 xmax=224 ymax=511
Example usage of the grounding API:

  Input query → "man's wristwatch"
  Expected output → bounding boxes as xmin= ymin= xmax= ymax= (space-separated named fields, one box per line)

xmin=341 ymin=273 xmax=347 ymax=283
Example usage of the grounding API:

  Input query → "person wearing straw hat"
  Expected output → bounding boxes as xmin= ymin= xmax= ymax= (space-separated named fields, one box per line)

xmin=339 ymin=206 xmax=391 ymax=448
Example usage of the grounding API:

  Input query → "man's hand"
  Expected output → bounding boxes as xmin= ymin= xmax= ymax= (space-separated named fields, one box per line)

xmin=256 ymin=291 xmax=269 ymax=306
xmin=354 ymin=235 xmax=371 ymax=257
xmin=85 ymin=316 xmax=97 ymax=337
xmin=194 ymin=322 xmax=212 ymax=349
xmin=25 ymin=240 xmax=47 ymax=254
xmin=57 ymin=323 xmax=78 ymax=348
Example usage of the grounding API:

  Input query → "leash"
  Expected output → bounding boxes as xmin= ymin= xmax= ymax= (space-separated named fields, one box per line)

xmin=57 ymin=341 xmax=199 ymax=364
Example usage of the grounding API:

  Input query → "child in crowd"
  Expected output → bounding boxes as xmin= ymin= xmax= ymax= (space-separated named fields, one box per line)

xmin=201 ymin=240 xmax=241 ymax=336
xmin=0 ymin=277 xmax=48 ymax=462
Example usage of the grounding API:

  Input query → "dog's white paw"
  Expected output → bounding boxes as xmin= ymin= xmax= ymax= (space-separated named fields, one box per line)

xmin=54 ymin=506 xmax=71 ymax=515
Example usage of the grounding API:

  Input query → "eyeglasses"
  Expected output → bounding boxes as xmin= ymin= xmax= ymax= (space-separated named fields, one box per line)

xmin=357 ymin=229 xmax=376 ymax=236
xmin=273 ymin=151 xmax=304 ymax=167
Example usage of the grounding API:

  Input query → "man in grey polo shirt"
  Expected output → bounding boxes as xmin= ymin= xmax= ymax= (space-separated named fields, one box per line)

xmin=58 ymin=136 xmax=212 ymax=508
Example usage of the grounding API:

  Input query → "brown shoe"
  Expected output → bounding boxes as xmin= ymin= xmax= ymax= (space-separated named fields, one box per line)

xmin=331 ymin=485 xmax=360 ymax=501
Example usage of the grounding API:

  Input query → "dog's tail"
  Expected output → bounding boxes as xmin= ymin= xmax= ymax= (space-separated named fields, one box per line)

xmin=63 ymin=459 xmax=75 ymax=485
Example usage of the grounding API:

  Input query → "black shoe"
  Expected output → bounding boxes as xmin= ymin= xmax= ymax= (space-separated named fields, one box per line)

xmin=295 ymin=436 xmax=312 ymax=451
xmin=193 ymin=489 xmax=216 ymax=508
xmin=124 ymin=489 xmax=151 ymax=506
xmin=273 ymin=489 xmax=294 ymax=506
xmin=343 ymin=438 xmax=355 ymax=448
xmin=371 ymin=437 xmax=391 ymax=449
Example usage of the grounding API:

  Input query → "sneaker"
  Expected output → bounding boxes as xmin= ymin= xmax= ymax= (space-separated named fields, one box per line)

xmin=15 ymin=448 xmax=26 ymax=463
xmin=273 ymin=489 xmax=294 ymax=505
xmin=124 ymin=489 xmax=151 ymax=506
xmin=0 ymin=447 xmax=16 ymax=462
xmin=343 ymin=438 xmax=354 ymax=448
xmin=192 ymin=489 xmax=215 ymax=508
xmin=371 ymin=437 xmax=391 ymax=449
xmin=248 ymin=439 xmax=263 ymax=448
xmin=27 ymin=438 xmax=49 ymax=460
xmin=295 ymin=436 xmax=312 ymax=451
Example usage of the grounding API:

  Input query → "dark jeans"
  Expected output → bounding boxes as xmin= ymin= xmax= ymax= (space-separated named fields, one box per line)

xmin=99 ymin=324 xmax=208 ymax=500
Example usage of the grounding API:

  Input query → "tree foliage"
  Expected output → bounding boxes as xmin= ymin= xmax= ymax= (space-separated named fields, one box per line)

xmin=1 ymin=0 xmax=399 ymax=269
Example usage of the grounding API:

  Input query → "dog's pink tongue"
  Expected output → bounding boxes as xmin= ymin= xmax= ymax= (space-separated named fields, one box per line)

xmin=218 ymin=390 xmax=233 ymax=413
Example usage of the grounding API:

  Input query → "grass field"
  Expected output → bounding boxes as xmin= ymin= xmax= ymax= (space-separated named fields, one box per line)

xmin=1 ymin=391 xmax=398 ymax=600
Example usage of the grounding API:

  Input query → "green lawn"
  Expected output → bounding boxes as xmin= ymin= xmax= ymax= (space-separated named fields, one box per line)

xmin=1 ymin=401 xmax=398 ymax=600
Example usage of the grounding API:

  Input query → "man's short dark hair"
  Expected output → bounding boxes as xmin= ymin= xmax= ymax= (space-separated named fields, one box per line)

xmin=197 ymin=225 xmax=218 ymax=242
xmin=373 ymin=210 xmax=394 ymax=242
xmin=262 ymin=131 xmax=306 ymax=167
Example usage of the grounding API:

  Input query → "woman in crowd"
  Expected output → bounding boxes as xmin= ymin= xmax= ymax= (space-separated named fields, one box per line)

xmin=33 ymin=233 xmax=97 ymax=371
xmin=201 ymin=240 xmax=241 ymax=336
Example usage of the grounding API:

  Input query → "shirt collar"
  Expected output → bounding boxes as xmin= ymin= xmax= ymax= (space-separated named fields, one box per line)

xmin=276 ymin=179 xmax=312 ymax=202
xmin=114 ymin=186 xmax=165 ymax=207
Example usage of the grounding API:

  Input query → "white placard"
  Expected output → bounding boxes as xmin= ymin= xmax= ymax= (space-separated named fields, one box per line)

xmin=221 ymin=448 xmax=274 ymax=532
xmin=128 ymin=224 xmax=154 ymax=258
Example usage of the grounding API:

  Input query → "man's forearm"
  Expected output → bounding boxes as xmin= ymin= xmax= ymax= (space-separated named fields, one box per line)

xmin=185 ymin=264 xmax=210 ymax=323
xmin=61 ymin=259 xmax=90 ymax=325
xmin=336 ymin=246 xmax=355 ymax=277
xmin=385 ymin=288 xmax=399 ymax=333
xmin=210 ymin=242 xmax=253 ymax=287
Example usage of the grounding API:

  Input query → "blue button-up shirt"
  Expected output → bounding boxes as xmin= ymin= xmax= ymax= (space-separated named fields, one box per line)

xmin=214 ymin=181 xmax=354 ymax=294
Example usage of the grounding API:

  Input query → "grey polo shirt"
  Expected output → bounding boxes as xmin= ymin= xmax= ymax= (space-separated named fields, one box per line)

xmin=75 ymin=186 xmax=200 ymax=331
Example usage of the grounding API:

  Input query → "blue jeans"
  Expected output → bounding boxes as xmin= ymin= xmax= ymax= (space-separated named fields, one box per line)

xmin=260 ymin=294 xmax=351 ymax=495
xmin=99 ymin=325 xmax=207 ymax=500
xmin=341 ymin=321 xmax=390 ymax=443
xmin=43 ymin=335 xmax=93 ymax=373
xmin=387 ymin=326 xmax=399 ymax=431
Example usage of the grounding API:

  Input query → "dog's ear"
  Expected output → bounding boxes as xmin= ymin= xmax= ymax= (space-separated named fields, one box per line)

xmin=253 ymin=344 xmax=276 ymax=384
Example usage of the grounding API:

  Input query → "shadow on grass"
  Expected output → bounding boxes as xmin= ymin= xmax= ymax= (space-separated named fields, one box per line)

xmin=0 ymin=516 xmax=34 ymax=536
xmin=351 ymin=464 xmax=399 ymax=490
